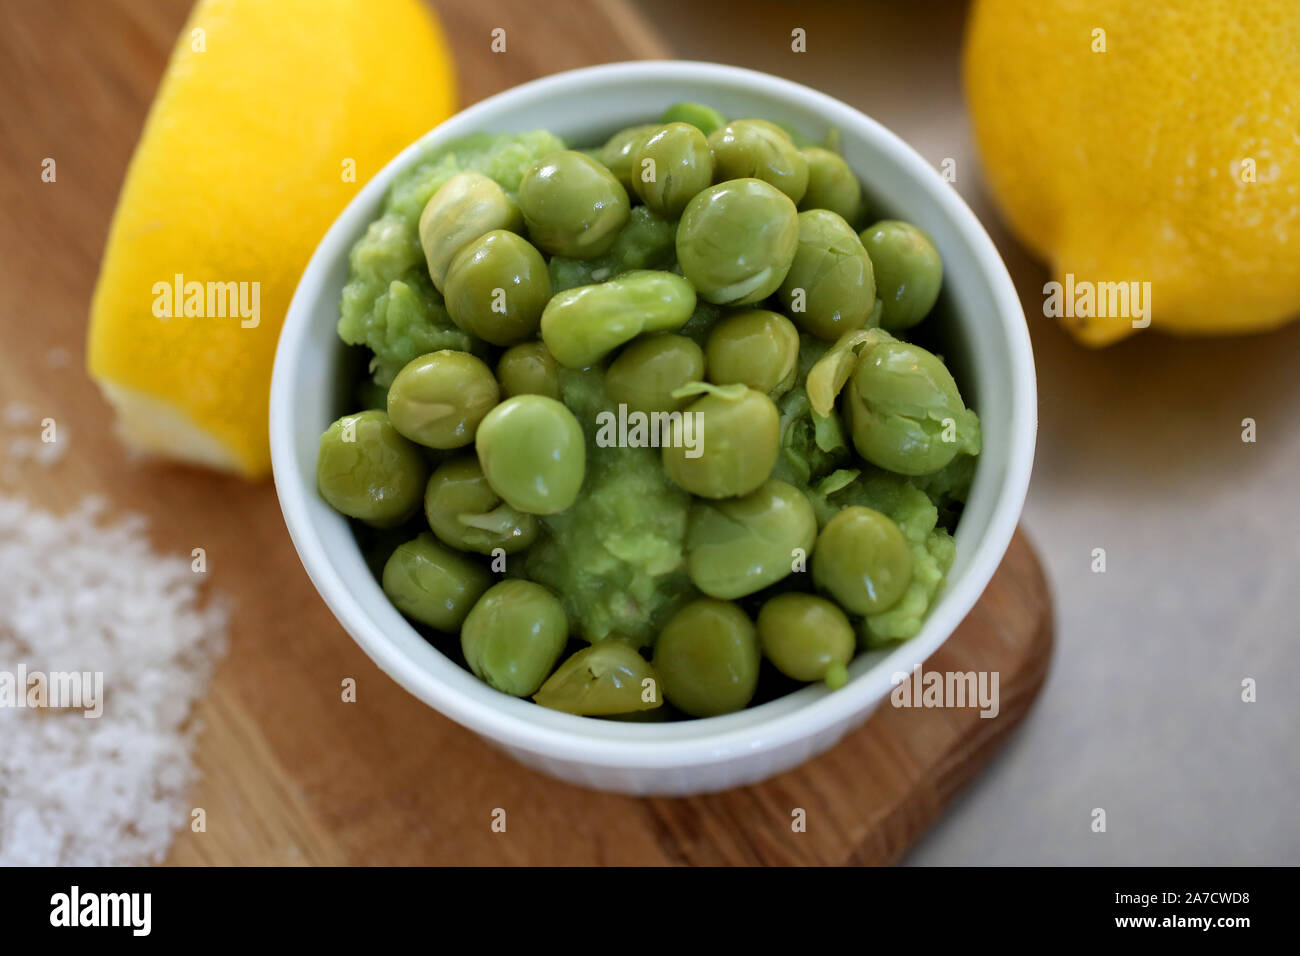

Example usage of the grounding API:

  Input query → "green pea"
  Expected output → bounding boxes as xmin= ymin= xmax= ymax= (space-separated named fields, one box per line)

xmin=424 ymin=455 xmax=538 ymax=554
xmin=652 ymin=599 xmax=760 ymax=717
xmin=633 ymin=122 xmax=714 ymax=219
xmin=386 ymin=350 xmax=499 ymax=449
xmin=779 ymin=209 xmax=876 ymax=341
xmin=461 ymin=580 xmax=568 ymax=697
xmin=860 ymin=220 xmax=943 ymax=331
xmin=381 ymin=532 xmax=492 ymax=631
xmin=605 ymin=334 xmax=705 ymax=414
xmin=540 ymin=269 xmax=696 ymax=368
xmin=418 ymin=171 xmax=522 ymax=293
xmin=496 ymin=341 xmax=560 ymax=400
xmin=317 ymin=409 xmax=428 ymax=527
xmin=704 ymin=309 xmax=800 ymax=395
xmin=798 ymin=147 xmax=862 ymax=224
xmin=686 ymin=479 xmax=817 ymax=599
xmin=444 ymin=230 xmax=551 ymax=346
xmin=660 ymin=101 xmax=727 ymax=137
xmin=662 ymin=383 xmax=780 ymax=498
xmin=476 ymin=395 xmax=586 ymax=515
xmin=812 ymin=506 xmax=912 ymax=615
xmin=598 ymin=123 xmax=659 ymax=193
xmin=533 ymin=640 xmax=663 ymax=715
xmin=757 ymin=593 xmax=854 ymax=688
xmin=843 ymin=340 xmax=977 ymax=475
xmin=676 ymin=179 xmax=799 ymax=305
xmin=707 ymin=120 xmax=809 ymax=203
xmin=518 ymin=150 xmax=630 ymax=259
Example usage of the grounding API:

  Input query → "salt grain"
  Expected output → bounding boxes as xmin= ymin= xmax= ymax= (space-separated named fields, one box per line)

xmin=0 ymin=496 xmax=229 ymax=865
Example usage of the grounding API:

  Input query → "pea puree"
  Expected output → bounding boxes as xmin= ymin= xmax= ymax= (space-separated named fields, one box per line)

xmin=323 ymin=114 xmax=982 ymax=718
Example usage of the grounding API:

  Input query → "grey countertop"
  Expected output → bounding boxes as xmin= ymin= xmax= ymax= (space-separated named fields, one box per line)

xmin=643 ymin=0 xmax=1300 ymax=864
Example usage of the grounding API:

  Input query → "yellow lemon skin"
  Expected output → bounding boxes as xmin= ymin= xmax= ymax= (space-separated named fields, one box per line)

xmin=964 ymin=0 xmax=1300 ymax=346
xmin=88 ymin=0 xmax=456 ymax=476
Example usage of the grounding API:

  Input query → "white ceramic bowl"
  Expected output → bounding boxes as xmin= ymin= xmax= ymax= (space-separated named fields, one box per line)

xmin=270 ymin=61 xmax=1036 ymax=796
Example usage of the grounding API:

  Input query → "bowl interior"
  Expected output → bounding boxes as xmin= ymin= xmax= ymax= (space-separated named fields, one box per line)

xmin=271 ymin=61 xmax=1034 ymax=766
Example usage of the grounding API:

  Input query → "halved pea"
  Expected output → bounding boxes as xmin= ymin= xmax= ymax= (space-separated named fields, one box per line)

xmin=533 ymin=641 xmax=663 ymax=716
xmin=686 ymin=479 xmax=817 ymax=599
xmin=540 ymin=270 xmax=696 ymax=369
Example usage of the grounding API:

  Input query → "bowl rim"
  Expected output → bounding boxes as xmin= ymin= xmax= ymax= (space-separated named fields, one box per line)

xmin=270 ymin=59 xmax=1036 ymax=769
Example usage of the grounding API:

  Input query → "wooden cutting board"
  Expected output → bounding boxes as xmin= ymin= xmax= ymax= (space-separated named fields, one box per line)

xmin=0 ymin=0 xmax=1052 ymax=865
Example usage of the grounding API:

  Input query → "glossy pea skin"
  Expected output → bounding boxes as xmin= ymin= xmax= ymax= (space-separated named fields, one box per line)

xmin=662 ymin=386 xmax=781 ymax=498
xmin=686 ymin=479 xmax=817 ymax=599
xmin=386 ymin=350 xmax=500 ymax=449
xmin=605 ymin=334 xmax=706 ymax=414
xmin=676 ymin=178 xmax=799 ymax=305
xmin=317 ymin=410 xmax=428 ymax=527
xmin=496 ymin=341 xmax=560 ymax=400
xmin=779 ymin=209 xmax=876 ymax=341
xmin=418 ymin=172 xmax=522 ymax=293
xmin=660 ymin=101 xmax=727 ymax=136
xmin=518 ymin=150 xmax=630 ymax=259
xmin=476 ymin=395 xmax=586 ymax=515
xmin=424 ymin=455 xmax=538 ymax=554
xmin=381 ymin=532 xmax=492 ymax=631
xmin=461 ymin=580 xmax=568 ymax=697
xmin=633 ymin=122 xmax=714 ymax=219
xmin=757 ymin=593 xmax=854 ymax=688
xmin=799 ymin=147 xmax=862 ymax=224
xmin=598 ymin=124 xmax=659 ymax=193
xmin=812 ymin=506 xmax=913 ymax=615
xmin=860 ymin=220 xmax=943 ymax=331
xmin=533 ymin=640 xmax=663 ymax=715
xmin=843 ymin=340 xmax=968 ymax=475
xmin=704 ymin=309 xmax=800 ymax=395
xmin=707 ymin=120 xmax=809 ymax=204
xmin=444 ymin=230 xmax=551 ymax=346
xmin=540 ymin=269 xmax=697 ymax=368
xmin=652 ymin=598 xmax=761 ymax=717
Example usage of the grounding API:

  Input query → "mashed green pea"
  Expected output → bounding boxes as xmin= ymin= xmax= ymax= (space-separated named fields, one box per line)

xmin=548 ymin=206 xmax=677 ymax=292
xmin=338 ymin=132 xmax=566 ymax=387
xmin=813 ymin=469 xmax=956 ymax=646
xmin=519 ymin=368 xmax=697 ymax=644
xmin=333 ymin=116 xmax=982 ymax=711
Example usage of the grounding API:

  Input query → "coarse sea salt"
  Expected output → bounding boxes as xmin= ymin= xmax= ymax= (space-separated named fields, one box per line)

xmin=0 ymin=495 xmax=229 ymax=865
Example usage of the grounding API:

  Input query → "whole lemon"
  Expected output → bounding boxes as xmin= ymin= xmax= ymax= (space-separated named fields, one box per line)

xmin=964 ymin=0 xmax=1300 ymax=346
xmin=88 ymin=0 xmax=456 ymax=476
